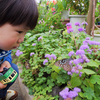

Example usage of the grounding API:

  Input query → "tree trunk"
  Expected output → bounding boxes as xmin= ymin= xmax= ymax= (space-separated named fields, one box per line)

xmin=86 ymin=0 xmax=93 ymax=35
xmin=86 ymin=0 xmax=97 ymax=35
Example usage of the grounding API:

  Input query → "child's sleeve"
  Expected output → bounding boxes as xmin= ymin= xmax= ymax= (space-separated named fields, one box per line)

xmin=5 ymin=51 xmax=12 ymax=64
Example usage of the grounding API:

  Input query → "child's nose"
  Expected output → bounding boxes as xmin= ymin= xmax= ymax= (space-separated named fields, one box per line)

xmin=18 ymin=36 xmax=24 ymax=43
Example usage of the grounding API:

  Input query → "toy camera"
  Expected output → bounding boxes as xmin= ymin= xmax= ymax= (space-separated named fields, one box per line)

xmin=0 ymin=67 xmax=18 ymax=84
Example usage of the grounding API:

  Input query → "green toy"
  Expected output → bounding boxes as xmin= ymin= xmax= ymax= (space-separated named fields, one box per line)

xmin=0 ymin=67 xmax=18 ymax=84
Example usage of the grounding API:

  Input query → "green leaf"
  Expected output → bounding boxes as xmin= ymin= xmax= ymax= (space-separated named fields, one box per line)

xmin=71 ymin=77 xmax=82 ymax=87
xmin=52 ymin=65 xmax=61 ymax=73
xmin=51 ymin=72 xmax=58 ymax=79
xmin=83 ymin=87 xmax=95 ymax=100
xmin=90 ymin=75 xmax=100 ymax=85
xmin=87 ymin=60 xmax=99 ymax=68
xmin=83 ymin=69 xmax=95 ymax=75
xmin=83 ymin=78 xmax=94 ymax=90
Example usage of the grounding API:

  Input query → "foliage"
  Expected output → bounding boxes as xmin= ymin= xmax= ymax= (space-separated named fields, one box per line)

xmin=69 ymin=0 xmax=89 ymax=15
xmin=56 ymin=0 xmax=71 ymax=11
xmin=31 ymin=0 xmax=65 ymax=35
xmin=13 ymin=21 xmax=100 ymax=100
xmin=95 ymin=2 xmax=100 ymax=24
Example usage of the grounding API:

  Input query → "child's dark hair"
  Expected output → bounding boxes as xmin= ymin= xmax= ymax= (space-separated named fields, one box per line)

xmin=0 ymin=0 xmax=38 ymax=30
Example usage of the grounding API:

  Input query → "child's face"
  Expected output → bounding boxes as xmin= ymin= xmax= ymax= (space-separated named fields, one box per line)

xmin=0 ymin=23 xmax=29 ymax=50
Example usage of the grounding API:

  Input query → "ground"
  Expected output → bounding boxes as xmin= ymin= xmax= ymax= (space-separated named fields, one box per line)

xmin=9 ymin=79 xmax=24 ymax=100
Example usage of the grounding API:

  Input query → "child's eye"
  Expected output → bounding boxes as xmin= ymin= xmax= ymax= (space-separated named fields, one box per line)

xmin=17 ymin=31 xmax=23 ymax=34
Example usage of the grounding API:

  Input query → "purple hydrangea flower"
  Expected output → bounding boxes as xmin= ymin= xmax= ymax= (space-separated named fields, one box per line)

xmin=43 ymin=59 xmax=48 ymax=65
xmin=71 ymin=66 xmax=79 ymax=74
xmin=66 ymin=23 xmax=72 ymax=26
xmin=15 ymin=50 xmax=23 ymax=56
xmin=85 ymin=37 xmax=90 ymax=40
xmin=78 ymin=58 xmax=84 ymax=63
xmin=89 ymin=41 xmax=100 ymax=45
xmin=73 ymin=59 xmax=80 ymax=65
xmin=30 ymin=52 xmax=35 ymax=56
xmin=45 ymin=54 xmax=56 ymax=60
xmin=51 ymin=54 xmax=57 ymax=60
xmin=75 ymin=22 xmax=80 ymax=27
xmin=77 ymin=65 xmax=82 ymax=70
xmin=76 ymin=50 xmax=85 ymax=56
xmin=68 ymin=51 xmax=74 ymax=57
xmin=79 ymin=72 xmax=83 ymax=77
xmin=87 ymin=49 xmax=92 ymax=54
xmin=59 ymin=87 xmax=69 ymax=99
xmin=69 ymin=60 xmax=73 ymax=65
xmin=85 ymin=58 xmax=90 ymax=63
xmin=82 ymin=21 xmax=88 ymax=25
xmin=32 ymin=43 xmax=36 ymax=46
xmin=74 ymin=87 xmax=81 ymax=93
xmin=67 ymin=28 xmax=74 ymax=34
xmin=80 ymin=45 xmax=89 ymax=50
xmin=83 ymin=40 xmax=90 ymax=45
xmin=68 ymin=91 xmax=78 ymax=98
xmin=38 ymin=36 xmax=42 ymax=41
xmin=45 ymin=54 xmax=50 ymax=58
xmin=68 ymin=71 xmax=72 ymax=76
xmin=81 ymin=55 xmax=90 ymax=63
xmin=78 ymin=27 xmax=84 ymax=32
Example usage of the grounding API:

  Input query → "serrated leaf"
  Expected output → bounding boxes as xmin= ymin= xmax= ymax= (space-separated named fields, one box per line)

xmin=71 ymin=77 xmax=82 ymax=87
xmin=83 ymin=87 xmax=95 ymax=100
xmin=51 ymin=72 xmax=58 ymax=79
xmin=87 ymin=60 xmax=99 ymax=68
xmin=52 ymin=65 xmax=61 ymax=73
xmin=90 ymin=75 xmax=100 ymax=85
xmin=83 ymin=69 xmax=95 ymax=75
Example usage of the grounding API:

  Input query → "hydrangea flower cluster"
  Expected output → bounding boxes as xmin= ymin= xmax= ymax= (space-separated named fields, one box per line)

xmin=75 ymin=22 xmax=80 ymax=27
xmin=68 ymin=37 xmax=100 ymax=76
xmin=59 ymin=87 xmax=81 ymax=99
xmin=15 ymin=50 xmax=23 ymax=56
xmin=43 ymin=54 xmax=56 ymax=65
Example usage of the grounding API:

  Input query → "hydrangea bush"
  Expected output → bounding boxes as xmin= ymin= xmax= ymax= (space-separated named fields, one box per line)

xmin=13 ymin=22 xmax=100 ymax=100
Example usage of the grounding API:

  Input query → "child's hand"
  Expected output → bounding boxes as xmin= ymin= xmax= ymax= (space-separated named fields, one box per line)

xmin=0 ymin=61 xmax=11 ymax=72
xmin=0 ymin=81 xmax=7 ymax=89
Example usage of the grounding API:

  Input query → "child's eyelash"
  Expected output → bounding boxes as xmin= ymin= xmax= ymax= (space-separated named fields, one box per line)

xmin=17 ymin=31 xmax=23 ymax=33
